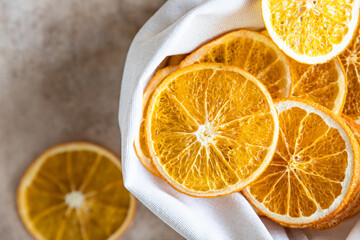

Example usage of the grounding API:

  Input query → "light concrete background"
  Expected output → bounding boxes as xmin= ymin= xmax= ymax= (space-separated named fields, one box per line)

xmin=0 ymin=0 xmax=184 ymax=239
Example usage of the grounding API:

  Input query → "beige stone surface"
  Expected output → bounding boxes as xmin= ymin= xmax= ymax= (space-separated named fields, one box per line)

xmin=0 ymin=0 xmax=183 ymax=239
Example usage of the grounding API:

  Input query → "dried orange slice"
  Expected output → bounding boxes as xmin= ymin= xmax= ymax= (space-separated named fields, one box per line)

xmin=339 ymin=115 xmax=360 ymax=220
xmin=180 ymin=29 xmax=291 ymax=98
xmin=343 ymin=114 xmax=360 ymax=216
xmin=134 ymin=66 xmax=178 ymax=178
xmin=261 ymin=30 xmax=347 ymax=114
xmin=340 ymin=23 xmax=360 ymax=123
xmin=262 ymin=0 xmax=360 ymax=64
xmin=243 ymin=99 xmax=360 ymax=228
xmin=311 ymin=114 xmax=360 ymax=229
xmin=145 ymin=63 xmax=279 ymax=197
xmin=18 ymin=142 xmax=136 ymax=240
xmin=290 ymin=57 xmax=347 ymax=115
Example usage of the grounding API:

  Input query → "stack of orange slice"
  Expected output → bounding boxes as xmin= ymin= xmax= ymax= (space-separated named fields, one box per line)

xmin=134 ymin=0 xmax=360 ymax=230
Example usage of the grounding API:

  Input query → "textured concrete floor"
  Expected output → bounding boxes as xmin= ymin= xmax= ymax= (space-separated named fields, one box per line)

xmin=0 ymin=0 xmax=183 ymax=239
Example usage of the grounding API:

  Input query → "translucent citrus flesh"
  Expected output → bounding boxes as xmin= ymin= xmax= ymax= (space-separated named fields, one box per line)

xmin=290 ymin=58 xmax=346 ymax=114
xmin=340 ymin=24 xmax=360 ymax=123
xmin=146 ymin=64 xmax=279 ymax=196
xmin=18 ymin=143 xmax=135 ymax=240
xmin=244 ymin=100 xmax=357 ymax=226
xmin=180 ymin=30 xmax=291 ymax=99
xmin=263 ymin=0 xmax=359 ymax=62
xmin=135 ymin=66 xmax=178 ymax=177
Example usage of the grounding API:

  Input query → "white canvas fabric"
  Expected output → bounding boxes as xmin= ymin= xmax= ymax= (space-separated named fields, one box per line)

xmin=118 ymin=0 xmax=360 ymax=239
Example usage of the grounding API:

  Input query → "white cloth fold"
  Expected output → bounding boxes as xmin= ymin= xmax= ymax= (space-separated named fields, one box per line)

xmin=118 ymin=0 xmax=360 ymax=239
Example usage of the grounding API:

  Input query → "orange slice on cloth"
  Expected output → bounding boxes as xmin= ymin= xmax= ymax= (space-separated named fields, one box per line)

xmin=180 ymin=29 xmax=291 ymax=99
xmin=145 ymin=63 xmax=279 ymax=197
xmin=18 ymin=142 xmax=136 ymax=240
xmin=243 ymin=99 xmax=360 ymax=228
